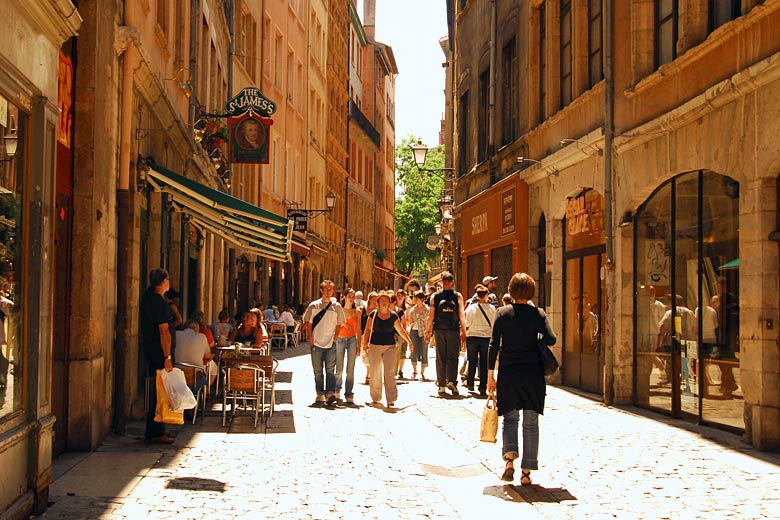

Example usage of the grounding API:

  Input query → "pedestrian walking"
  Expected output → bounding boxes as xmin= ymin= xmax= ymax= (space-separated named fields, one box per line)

xmin=360 ymin=291 xmax=379 ymax=385
xmin=302 ymin=280 xmax=345 ymax=406
xmin=424 ymin=271 xmax=467 ymax=396
xmin=335 ymin=289 xmax=361 ymax=404
xmin=487 ymin=273 xmax=556 ymax=485
xmin=364 ymin=291 xmax=414 ymax=407
xmin=394 ymin=290 xmax=409 ymax=379
xmin=140 ymin=268 xmax=175 ymax=444
xmin=407 ymin=290 xmax=430 ymax=380
xmin=464 ymin=284 xmax=495 ymax=397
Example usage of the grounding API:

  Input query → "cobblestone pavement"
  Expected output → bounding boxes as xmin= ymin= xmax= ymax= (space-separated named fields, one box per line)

xmin=39 ymin=342 xmax=780 ymax=520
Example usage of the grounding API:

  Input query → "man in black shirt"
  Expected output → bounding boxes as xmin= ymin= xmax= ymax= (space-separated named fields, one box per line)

xmin=140 ymin=268 xmax=175 ymax=444
xmin=424 ymin=272 xmax=467 ymax=396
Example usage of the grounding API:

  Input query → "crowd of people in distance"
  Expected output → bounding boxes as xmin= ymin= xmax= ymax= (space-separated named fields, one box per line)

xmin=299 ymin=271 xmax=557 ymax=486
xmin=140 ymin=267 xmax=557 ymax=485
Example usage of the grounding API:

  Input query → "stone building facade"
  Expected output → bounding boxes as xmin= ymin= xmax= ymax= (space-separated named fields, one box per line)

xmin=446 ymin=0 xmax=780 ymax=448
xmin=0 ymin=1 xmax=399 ymax=517
xmin=0 ymin=1 xmax=81 ymax=517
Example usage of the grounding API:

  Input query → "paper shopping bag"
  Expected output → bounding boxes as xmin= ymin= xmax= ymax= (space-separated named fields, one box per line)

xmin=154 ymin=370 xmax=184 ymax=425
xmin=480 ymin=393 xmax=498 ymax=443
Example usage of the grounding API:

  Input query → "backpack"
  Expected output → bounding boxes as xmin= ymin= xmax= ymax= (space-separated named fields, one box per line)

xmin=433 ymin=290 xmax=459 ymax=331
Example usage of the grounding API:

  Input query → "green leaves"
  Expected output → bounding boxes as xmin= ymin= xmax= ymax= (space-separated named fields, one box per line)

xmin=394 ymin=135 xmax=445 ymax=275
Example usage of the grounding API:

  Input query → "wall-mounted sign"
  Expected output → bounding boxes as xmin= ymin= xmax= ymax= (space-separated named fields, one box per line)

xmin=287 ymin=209 xmax=308 ymax=232
xmin=57 ymin=51 xmax=74 ymax=148
xmin=228 ymin=111 xmax=272 ymax=164
xmin=224 ymin=86 xmax=277 ymax=117
xmin=471 ymin=212 xmax=488 ymax=236
xmin=501 ymin=188 xmax=515 ymax=236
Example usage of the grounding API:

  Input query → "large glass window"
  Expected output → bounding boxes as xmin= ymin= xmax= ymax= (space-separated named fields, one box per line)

xmin=634 ymin=171 xmax=741 ymax=431
xmin=0 ymin=102 xmax=25 ymax=419
xmin=490 ymin=245 xmax=513 ymax=298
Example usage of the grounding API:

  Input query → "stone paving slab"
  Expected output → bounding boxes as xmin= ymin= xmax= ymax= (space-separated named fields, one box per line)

xmin=39 ymin=342 xmax=780 ymax=520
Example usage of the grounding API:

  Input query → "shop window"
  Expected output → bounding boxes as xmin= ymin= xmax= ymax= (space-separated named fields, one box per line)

xmin=467 ymin=253 xmax=484 ymax=297
xmin=634 ymin=170 xmax=741 ymax=431
xmin=0 ymin=104 xmax=25 ymax=419
xmin=655 ymin=0 xmax=678 ymax=68
xmin=490 ymin=245 xmax=513 ymax=299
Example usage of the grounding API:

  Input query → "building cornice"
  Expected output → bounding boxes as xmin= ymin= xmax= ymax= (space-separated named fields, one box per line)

xmin=616 ymin=51 xmax=780 ymax=154
xmin=10 ymin=0 xmax=81 ymax=46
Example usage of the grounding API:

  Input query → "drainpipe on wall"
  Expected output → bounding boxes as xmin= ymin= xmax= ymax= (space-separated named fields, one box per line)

xmin=114 ymin=0 xmax=139 ymax=434
xmin=603 ymin=0 xmax=615 ymax=406
xmin=488 ymin=0 xmax=496 ymax=153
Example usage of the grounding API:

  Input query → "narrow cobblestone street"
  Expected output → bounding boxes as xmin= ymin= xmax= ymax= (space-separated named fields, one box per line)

xmin=40 ymin=342 xmax=780 ymax=520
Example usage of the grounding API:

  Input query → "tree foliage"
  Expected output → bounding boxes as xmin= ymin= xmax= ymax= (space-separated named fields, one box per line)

xmin=394 ymin=134 xmax=445 ymax=275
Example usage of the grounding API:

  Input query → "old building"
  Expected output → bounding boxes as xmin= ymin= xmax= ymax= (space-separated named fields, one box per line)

xmin=446 ymin=0 xmax=780 ymax=448
xmin=0 ymin=0 xmax=81 ymax=516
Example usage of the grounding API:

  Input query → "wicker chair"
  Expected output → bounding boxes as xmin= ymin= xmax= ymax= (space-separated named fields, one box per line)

xmin=222 ymin=364 xmax=264 ymax=427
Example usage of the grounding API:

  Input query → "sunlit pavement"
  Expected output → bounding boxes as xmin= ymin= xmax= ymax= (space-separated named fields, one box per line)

xmin=40 ymin=341 xmax=780 ymax=520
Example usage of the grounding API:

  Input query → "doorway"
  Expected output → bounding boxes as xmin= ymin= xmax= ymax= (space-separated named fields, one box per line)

xmin=563 ymin=249 xmax=605 ymax=393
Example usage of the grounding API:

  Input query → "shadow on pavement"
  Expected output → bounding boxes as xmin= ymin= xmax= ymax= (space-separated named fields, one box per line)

xmin=166 ymin=477 xmax=226 ymax=493
xmin=483 ymin=484 xmax=577 ymax=504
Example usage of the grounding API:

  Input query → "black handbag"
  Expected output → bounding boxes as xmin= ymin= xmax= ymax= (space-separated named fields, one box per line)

xmin=539 ymin=339 xmax=559 ymax=376
xmin=536 ymin=308 xmax=559 ymax=376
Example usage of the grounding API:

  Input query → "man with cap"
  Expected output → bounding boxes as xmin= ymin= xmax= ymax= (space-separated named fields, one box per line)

xmin=424 ymin=271 xmax=467 ymax=396
xmin=479 ymin=276 xmax=501 ymax=308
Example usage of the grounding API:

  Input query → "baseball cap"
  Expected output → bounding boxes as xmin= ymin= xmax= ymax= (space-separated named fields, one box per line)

xmin=482 ymin=276 xmax=498 ymax=285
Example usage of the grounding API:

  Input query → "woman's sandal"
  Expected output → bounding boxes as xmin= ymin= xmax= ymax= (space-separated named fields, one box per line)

xmin=519 ymin=470 xmax=532 ymax=486
xmin=501 ymin=462 xmax=515 ymax=482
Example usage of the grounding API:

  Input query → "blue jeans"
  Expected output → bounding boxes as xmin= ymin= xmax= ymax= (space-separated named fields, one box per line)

xmin=310 ymin=345 xmax=337 ymax=397
xmin=409 ymin=331 xmax=428 ymax=366
xmin=502 ymin=409 xmax=540 ymax=470
xmin=466 ymin=336 xmax=489 ymax=393
xmin=335 ymin=336 xmax=357 ymax=398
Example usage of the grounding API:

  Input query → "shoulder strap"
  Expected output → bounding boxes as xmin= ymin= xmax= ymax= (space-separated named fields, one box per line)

xmin=477 ymin=303 xmax=492 ymax=327
xmin=311 ymin=301 xmax=332 ymax=332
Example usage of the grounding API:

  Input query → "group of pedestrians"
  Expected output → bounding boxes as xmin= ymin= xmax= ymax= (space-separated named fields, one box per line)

xmin=301 ymin=271 xmax=558 ymax=486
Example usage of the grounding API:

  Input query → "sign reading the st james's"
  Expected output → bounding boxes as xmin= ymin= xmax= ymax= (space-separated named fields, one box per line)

xmin=226 ymin=87 xmax=277 ymax=164
xmin=224 ymin=87 xmax=277 ymax=117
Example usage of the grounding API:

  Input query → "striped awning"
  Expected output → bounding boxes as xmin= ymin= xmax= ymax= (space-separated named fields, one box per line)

xmin=146 ymin=163 xmax=292 ymax=262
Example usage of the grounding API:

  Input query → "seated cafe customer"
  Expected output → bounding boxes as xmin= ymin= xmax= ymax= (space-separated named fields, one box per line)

xmin=229 ymin=310 xmax=265 ymax=347
xmin=176 ymin=319 xmax=217 ymax=389
xmin=279 ymin=304 xmax=296 ymax=333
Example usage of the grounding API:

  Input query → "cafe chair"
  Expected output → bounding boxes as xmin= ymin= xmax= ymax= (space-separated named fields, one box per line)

xmin=175 ymin=362 xmax=207 ymax=424
xmin=287 ymin=321 xmax=301 ymax=348
xmin=254 ymin=355 xmax=278 ymax=419
xmin=268 ymin=323 xmax=288 ymax=350
xmin=222 ymin=363 xmax=264 ymax=428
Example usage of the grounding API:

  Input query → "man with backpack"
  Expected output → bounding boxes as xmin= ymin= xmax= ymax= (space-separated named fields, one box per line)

xmin=424 ymin=272 xmax=467 ymax=396
xmin=303 ymin=280 xmax=346 ymax=406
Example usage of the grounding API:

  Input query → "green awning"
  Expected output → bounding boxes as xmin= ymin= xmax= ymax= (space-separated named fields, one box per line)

xmin=718 ymin=258 xmax=739 ymax=270
xmin=147 ymin=163 xmax=292 ymax=261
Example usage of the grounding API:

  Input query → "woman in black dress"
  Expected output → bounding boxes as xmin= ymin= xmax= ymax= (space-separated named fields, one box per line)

xmin=487 ymin=273 xmax=556 ymax=485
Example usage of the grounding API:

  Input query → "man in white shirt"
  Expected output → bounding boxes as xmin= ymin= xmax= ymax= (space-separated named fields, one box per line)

xmin=464 ymin=284 xmax=496 ymax=397
xmin=175 ymin=320 xmax=217 ymax=390
xmin=302 ymin=280 xmax=346 ymax=406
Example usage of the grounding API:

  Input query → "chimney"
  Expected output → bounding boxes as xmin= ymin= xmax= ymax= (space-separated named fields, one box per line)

xmin=363 ymin=0 xmax=376 ymax=40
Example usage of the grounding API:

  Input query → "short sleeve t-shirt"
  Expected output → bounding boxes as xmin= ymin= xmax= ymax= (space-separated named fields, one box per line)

xmin=303 ymin=298 xmax=346 ymax=348
xmin=140 ymin=289 xmax=171 ymax=366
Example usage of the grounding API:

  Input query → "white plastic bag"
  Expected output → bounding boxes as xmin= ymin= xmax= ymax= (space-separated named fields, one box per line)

xmin=160 ymin=368 xmax=198 ymax=412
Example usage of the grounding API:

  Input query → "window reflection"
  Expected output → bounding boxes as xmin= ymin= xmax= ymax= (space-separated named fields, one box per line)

xmin=634 ymin=171 xmax=741 ymax=431
xmin=0 ymin=102 xmax=23 ymax=419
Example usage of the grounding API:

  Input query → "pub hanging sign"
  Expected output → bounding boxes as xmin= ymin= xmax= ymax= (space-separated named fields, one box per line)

xmin=225 ymin=87 xmax=277 ymax=164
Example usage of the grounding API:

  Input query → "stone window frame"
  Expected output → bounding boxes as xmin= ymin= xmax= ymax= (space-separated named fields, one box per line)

xmin=587 ymin=0 xmax=604 ymax=88
xmin=708 ymin=0 xmax=742 ymax=32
